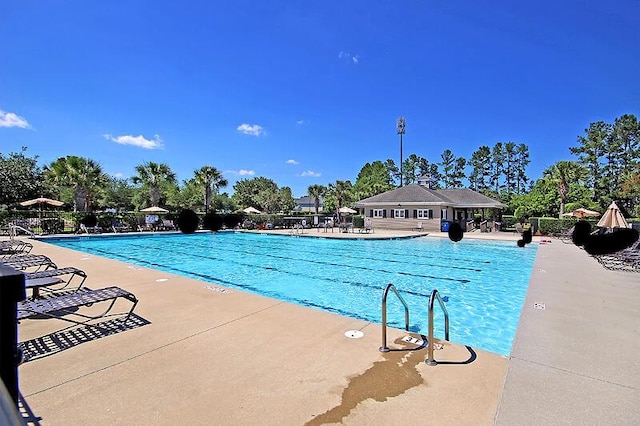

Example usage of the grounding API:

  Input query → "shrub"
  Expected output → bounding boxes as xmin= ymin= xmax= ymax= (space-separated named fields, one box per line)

xmin=178 ymin=209 xmax=199 ymax=234
xmin=202 ymin=213 xmax=223 ymax=231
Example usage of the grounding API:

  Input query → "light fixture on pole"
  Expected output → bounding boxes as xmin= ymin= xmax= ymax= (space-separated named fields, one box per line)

xmin=396 ymin=117 xmax=406 ymax=187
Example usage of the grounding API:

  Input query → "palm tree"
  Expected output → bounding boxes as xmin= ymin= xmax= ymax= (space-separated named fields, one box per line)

xmin=327 ymin=180 xmax=352 ymax=221
xmin=307 ymin=184 xmax=327 ymax=214
xmin=44 ymin=156 xmax=107 ymax=211
xmin=194 ymin=166 xmax=228 ymax=213
xmin=132 ymin=162 xmax=177 ymax=207
xmin=543 ymin=161 xmax=586 ymax=216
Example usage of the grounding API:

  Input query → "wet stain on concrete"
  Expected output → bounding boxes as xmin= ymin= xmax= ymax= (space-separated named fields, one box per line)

xmin=306 ymin=338 xmax=426 ymax=425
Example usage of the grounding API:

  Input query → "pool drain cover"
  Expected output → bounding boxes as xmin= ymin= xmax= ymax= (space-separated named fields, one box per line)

xmin=345 ymin=330 xmax=364 ymax=339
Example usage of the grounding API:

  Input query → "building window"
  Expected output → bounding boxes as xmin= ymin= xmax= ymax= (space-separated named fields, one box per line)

xmin=441 ymin=209 xmax=448 ymax=220
xmin=394 ymin=209 xmax=405 ymax=218
xmin=416 ymin=209 xmax=433 ymax=219
xmin=373 ymin=209 xmax=384 ymax=218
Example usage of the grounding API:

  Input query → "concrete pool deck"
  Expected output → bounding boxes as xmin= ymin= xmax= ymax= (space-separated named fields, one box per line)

xmin=10 ymin=230 xmax=640 ymax=425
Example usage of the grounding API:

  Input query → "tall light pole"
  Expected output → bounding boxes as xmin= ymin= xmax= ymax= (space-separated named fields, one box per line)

xmin=397 ymin=117 xmax=406 ymax=187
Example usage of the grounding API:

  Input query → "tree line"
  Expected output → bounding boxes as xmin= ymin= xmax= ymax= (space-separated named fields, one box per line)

xmin=1 ymin=113 xmax=638 ymax=218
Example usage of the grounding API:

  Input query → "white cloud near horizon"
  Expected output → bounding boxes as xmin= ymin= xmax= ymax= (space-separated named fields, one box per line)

xmin=237 ymin=123 xmax=265 ymax=136
xmin=286 ymin=159 xmax=299 ymax=165
xmin=338 ymin=51 xmax=359 ymax=64
xmin=301 ymin=170 xmax=321 ymax=177
xmin=0 ymin=110 xmax=30 ymax=128
xmin=238 ymin=169 xmax=255 ymax=176
xmin=104 ymin=133 xmax=163 ymax=149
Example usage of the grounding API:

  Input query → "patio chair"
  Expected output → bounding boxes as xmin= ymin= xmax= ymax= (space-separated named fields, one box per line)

xmin=414 ymin=222 xmax=423 ymax=232
xmin=479 ymin=220 xmax=488 ymax=233
xmin=17 ymin=286 xmax=139 ymax=327
xmin=514 ymin=222 xmax=523 ymax=234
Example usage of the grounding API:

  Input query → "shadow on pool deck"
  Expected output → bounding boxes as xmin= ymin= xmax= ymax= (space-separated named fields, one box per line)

xmin=13 ymin=233 xmax=640 ymax=424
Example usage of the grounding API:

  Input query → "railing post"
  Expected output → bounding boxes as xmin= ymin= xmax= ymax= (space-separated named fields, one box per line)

xmin=426 ymin=289 xmax=450 ymax=366
xmin=380 ymin=283 xmax=410 ymax=353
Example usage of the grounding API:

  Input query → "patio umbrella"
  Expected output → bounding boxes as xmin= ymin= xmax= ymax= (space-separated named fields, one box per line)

xmin=338 ymin=207 xmax=357 ymax=214
xmin=140 ymin=206 xmax=169 ymax=213
xmin=19 ymin=197 xmax=64 ymax=221
xmin=561 ymin=208 xmax=601 ymax=218
xmin=19 ymin=197 xmax=64 ymax=207
xmin=596 ymin=201 xmax=629 ymax=229
xmin=243 ymin=207 xmax=262 ymax=214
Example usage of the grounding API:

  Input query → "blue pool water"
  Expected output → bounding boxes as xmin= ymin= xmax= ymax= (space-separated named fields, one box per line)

xmin=44 ymin=232 xmax=538 ymax=355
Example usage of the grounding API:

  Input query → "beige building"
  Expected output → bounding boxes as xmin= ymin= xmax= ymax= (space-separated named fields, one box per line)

xmin=355 ymin=181 xmax=506 ymax=232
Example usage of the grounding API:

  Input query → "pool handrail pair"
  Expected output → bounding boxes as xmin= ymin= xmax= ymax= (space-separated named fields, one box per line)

xmin=379 ymin=283 xmax=449 ymax=366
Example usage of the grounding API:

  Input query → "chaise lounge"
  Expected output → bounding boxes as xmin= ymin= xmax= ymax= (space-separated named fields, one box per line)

xmin=17 ymin=286 xmax=139 ymax=326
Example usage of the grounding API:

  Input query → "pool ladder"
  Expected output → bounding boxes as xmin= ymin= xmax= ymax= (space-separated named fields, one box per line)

xmin=379 ymin=283 xmax=450 ymax=366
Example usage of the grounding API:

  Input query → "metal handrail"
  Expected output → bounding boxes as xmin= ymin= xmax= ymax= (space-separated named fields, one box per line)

xmin=379 ymin=283 xmax=410 ymax=352
xmin=425 ymin=289 xmax=450 ymax=366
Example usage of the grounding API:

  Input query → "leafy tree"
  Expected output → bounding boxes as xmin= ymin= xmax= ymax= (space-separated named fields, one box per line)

xmin=619 ymin=166 xmax=640 ymax=217
xmin=490 ymin=143 xmax=505 ymax=196
xmin=450 ymin=157 xmax=467 ymax=188
xmin=515 ymin=143 xmax=531 ymax=194
xmin=44 ymin=155 xmax=107 ymax=211
xmin=352 ymin=161 xmax=393 ymax=200
xmin=232 ymin=177 xmax=288 ymax=213
xmin=0 ymin=147 xmax=45 ymax=206
xmin=440 ymin=149 xmax=456 ymax=188
xmin=468 ymin=146 xmax=492 ymax=192
xmin=570 ymin=121 xmax=608 ymax=201
xmin=383 ymin=159 xmax=400 ymax=187
xmin=132 ymin=162 xmax=177 ymax=207
xmin=542 ymin=160 xmax=587 ymax=216
xmin=401 ymin=154 xmax=426 ymax=185
xmin=503 ymin=142 xmax=518 ymax=199
xmin=278 ymin=187 xmax=295 ymax=212
xmin=193 ymin=166 xmax=227 ymax=213
xmin=307 ymin=184 xmax=327 ymax=214
xmin=100 ymin=176 xmax=135 ymax=211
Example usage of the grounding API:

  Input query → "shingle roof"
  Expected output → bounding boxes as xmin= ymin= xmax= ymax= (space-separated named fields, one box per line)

xmin=355 ymin=185 xmax=505 ymax=208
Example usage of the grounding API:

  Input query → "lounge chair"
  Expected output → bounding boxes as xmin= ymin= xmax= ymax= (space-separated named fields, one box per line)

xmin=79 ymin=223 xmax=103 ymax=234
xmin=17 ymin=286 xmax=139 ymax=327
xmin=24 ymin=266 xmax=88 ymax=295
xmin=414 ymin=222 xmax=423 ymax=232
xmin=0 ymin=240 xmax=33 ymax=258
xmin=161 ymin=220 xmax=176 ymax=231
xmin=514 ymin=222 xmax=523 ymax=234
xmin=112 ymin=220 xmax=131 ymax=233
xmin=2 ymin=254 xmax=56 ymax=271
xmin=479 ymin=220 xmax=488 ymax=233
xmin=360 ymin=219 xmax=374 ymax=234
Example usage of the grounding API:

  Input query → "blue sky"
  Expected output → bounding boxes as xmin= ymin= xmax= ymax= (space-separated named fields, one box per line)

xmin=1 ymin=1 xmax=639 ymax=197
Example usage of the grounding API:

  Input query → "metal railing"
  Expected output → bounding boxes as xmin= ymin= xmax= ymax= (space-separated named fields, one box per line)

xmin=425 ymin=289 xmax=450 ymax=366
xmin=379 ymin=283 xmax=409 ymax=352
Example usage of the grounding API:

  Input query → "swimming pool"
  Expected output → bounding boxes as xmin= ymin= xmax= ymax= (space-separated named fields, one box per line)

xmin=44 ymin=232 xmax=538 ymax=355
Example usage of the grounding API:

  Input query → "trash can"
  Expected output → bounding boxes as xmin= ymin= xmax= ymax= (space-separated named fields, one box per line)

xmin=0 ymin=265 xmax=26 ymax=406
xmin=441 ymin=220 xmax=451 ymax=232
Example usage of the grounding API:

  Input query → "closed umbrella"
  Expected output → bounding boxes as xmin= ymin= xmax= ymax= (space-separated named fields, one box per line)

xmin=596 ymin=201 xmax=629 ymax=229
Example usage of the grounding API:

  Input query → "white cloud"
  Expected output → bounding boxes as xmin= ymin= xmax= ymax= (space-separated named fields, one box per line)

xmin=237 ymin=123 xmax=265 ymax=136
xmin=104 ymin=133 xmax=163 ymax=149
xmin=0 ymin=110 xmax=30 ymax=128
xmin=286 ymin=159 xmax=299 ymax=165
xmin=238 ymin=169 xmax=255 ymax=176
xmin=301 ymin=170 xmax=321 ymax=177
xmin=338 ymin=51 xmax=359 ymax=64
xmin=112 ymin=172 xmax=124 ymax=178
xmin=296 ymin=120 xmax=307 ymax=125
